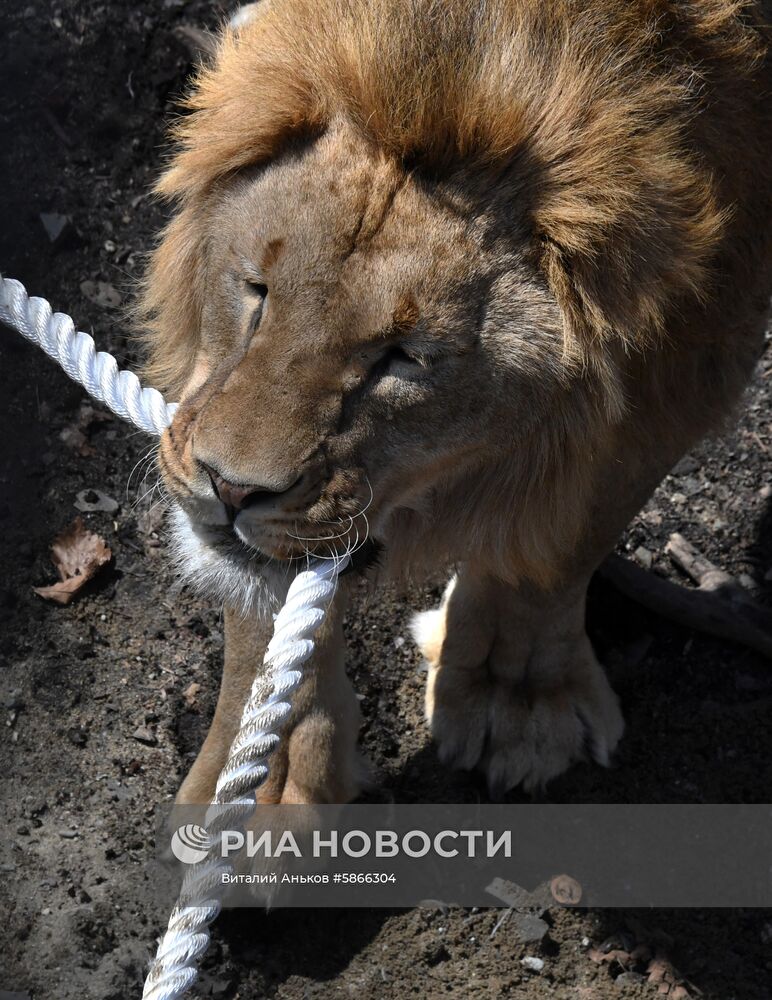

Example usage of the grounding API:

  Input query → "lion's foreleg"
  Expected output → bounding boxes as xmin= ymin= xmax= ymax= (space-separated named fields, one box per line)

xmin=414 ymin=567 xmax=624 ymax=795
xmin=176 ymin=594 xmax=364 ymax=806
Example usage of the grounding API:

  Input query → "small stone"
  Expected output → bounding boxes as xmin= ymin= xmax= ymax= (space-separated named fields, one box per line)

xmin=634 ymin=546 xmax=653 ymax=570
xmin=75 ymin=489 xmax=119 ymax=514
xmin=615 ymin=972 xmax=646 ymax=986
xmin=2 ymin=689 xmax=23 ymax=710
xmin=520 ymin=956 xmax=544 ymax=973
xmin=671 ymin=455 xmax=700 ymax=476
xmin=512 ymin=912 xmax=549 ymax=944
xmin=59 ymin=829 xmax=78 ymax=839
xmin=39 ymin=212 xmax=71 ymax=245
xmin=79 ymin=280 xmax=122 ymax=310
xmin=131 ymin=726 xmax=157 ymax=746
xmin=739 ymin=573 xmax=756 ymax=591
xmin=759 ymin=484 xmax=772 ymax=500
xmin=680 ymin=476 xmax=703 ymax=497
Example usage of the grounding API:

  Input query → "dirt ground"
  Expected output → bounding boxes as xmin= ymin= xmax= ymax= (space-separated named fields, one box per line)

xmin=1 ymin=3 xmax=771 ymax=999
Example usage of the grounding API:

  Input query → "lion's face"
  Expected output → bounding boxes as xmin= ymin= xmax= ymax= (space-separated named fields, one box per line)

xmin=156 ymin=124 xmax=566 ymax=605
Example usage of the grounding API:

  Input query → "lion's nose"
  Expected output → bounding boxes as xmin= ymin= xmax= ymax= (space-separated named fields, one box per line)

xmin=201 ymin=462 xmax=291 ymax=513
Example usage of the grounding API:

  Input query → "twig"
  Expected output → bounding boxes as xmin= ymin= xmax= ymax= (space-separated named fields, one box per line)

xmin=490 ymin=908 xmax=513 ymax=939
xmin=598 ymin=536 xmax=772 ymax=660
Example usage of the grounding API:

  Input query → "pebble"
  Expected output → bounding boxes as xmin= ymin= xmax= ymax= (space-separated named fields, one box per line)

xmin=131 ymin=725 xmax=157 ymax=746
xmin=512 ymin=912 xmax=549 ymax=944
xmin=39 ymin=212 xmax=73 ymax=246
xmin=75 ymin=489 xmax=119 ymax=514
xmin=520 ymin=956 xmax=545 ymax=973
xmin=79 ymin=280 xmax=122 ymax=310
xmin=2 ymin=689 xmax=23 ymax=710
xmin=634 ymin=545 xmax=653 ymax=570
xmin=671 ymin=455 xmax=701 ymax=476
xmin=615 ymin=972 xmax=646 ymax=985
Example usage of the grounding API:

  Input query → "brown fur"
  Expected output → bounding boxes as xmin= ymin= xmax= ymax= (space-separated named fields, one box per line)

xmin=140 ymin=1 xmax=772 ymax=800
xmin=144 ymin=1 xmax=767 ymax=375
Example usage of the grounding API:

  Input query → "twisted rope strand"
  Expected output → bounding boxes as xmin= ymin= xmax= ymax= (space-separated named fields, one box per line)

xmin=0 ymin=274 xmax=345 ymax=1000
xmin=0 ymin=275 xmax=177 ymax=435
xmin=142 ymin=557 xmax=347 ymax=1000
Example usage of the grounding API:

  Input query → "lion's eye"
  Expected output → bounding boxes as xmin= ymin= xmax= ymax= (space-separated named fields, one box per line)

xmin=367 ymin=343 xmax=425 ymax=384
xmin=244 ymin=280 xmax=268 ymax=331
xmin=383 ymin=344 xmax=422 ymax=370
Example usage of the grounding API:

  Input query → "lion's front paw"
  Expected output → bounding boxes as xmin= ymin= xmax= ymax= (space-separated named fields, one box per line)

xmin=413 ymin=602 xmax=624 ymax=796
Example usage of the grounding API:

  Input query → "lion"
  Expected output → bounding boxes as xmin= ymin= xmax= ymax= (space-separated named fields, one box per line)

xmin=139 ymin=0 xmax=772 ymax=804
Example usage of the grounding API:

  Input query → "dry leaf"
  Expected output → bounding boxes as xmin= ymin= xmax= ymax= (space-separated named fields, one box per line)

xmin=588 ymin=947 xmax=631 ymax=966
xmin=647 ymin=954 xmax=692 ymax=997
xmin=183 ymin=682 xmax=201 ymax=708
xmin=34 ymin=517 xmax=112 ymax=605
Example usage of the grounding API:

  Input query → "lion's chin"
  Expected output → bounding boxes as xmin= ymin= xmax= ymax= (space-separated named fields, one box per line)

xmin=167 ymin=504 xmax=296 ymax=618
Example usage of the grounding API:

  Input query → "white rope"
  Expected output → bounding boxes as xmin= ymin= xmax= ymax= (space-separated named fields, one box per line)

xmin=142 ymin=556 xmax=347 ymax=1000
xmin=0 ymin=275 xmax=176 ymax=435
xmin=0 ymin=274 xmax=346 ymax=999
